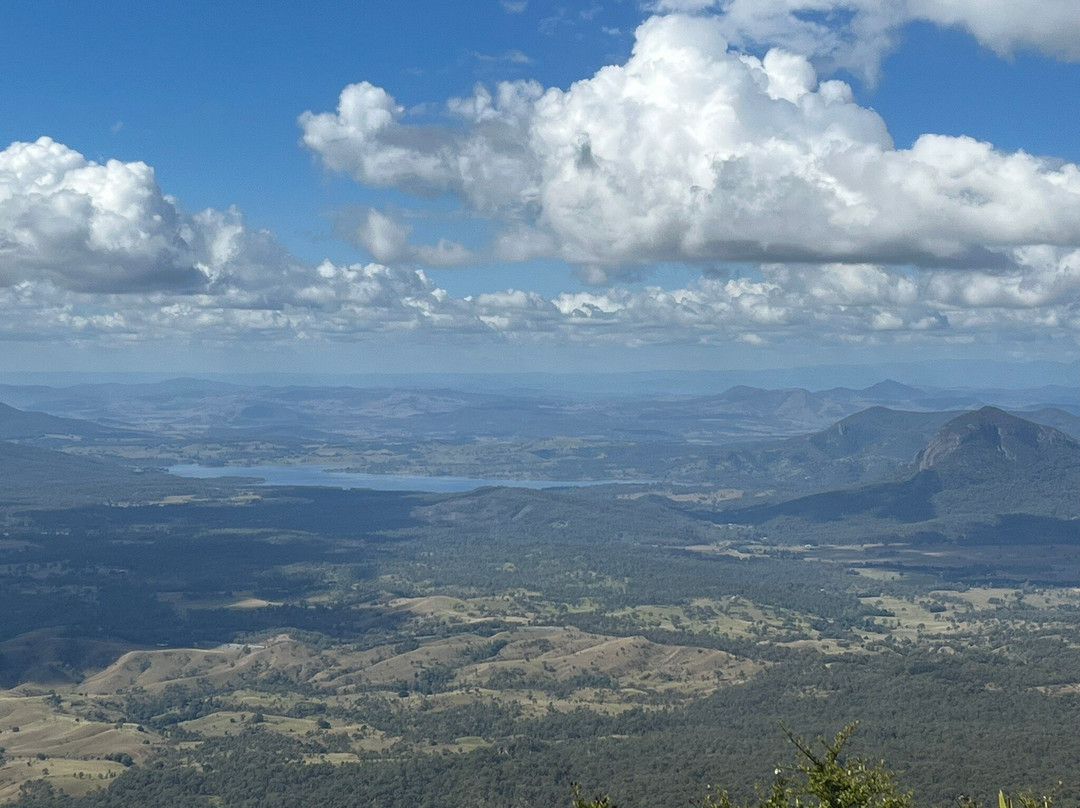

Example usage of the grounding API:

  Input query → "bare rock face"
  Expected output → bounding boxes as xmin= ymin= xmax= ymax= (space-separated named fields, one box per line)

xmin=916 ymin=406 xmax=1078 ymax=473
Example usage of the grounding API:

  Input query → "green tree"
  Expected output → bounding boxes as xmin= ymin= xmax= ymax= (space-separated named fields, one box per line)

xmin=574 ymin=725 xmax=912 ymax=808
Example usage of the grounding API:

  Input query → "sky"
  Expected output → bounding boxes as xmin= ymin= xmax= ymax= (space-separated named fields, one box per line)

xmin=2 ymin=0 xmax=1080 ymax=376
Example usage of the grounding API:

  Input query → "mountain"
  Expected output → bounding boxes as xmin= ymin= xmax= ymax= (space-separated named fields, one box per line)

xmin=820 ymin=379 xmax=928 ymax=406
xmin=912 ymin=407 xmax=1080 ymax=519
xmin=806 ymin=407 xmax=955 ymax=461
xmin=0 ymin=440 xmax=220 ymax=507
xmin=916 ymin=407 xmax=1079 ymax=478
xmin=628 ymin=386 xmax=859 ymax=442
xmin=710 ymin=386 xmax=838 ymax=420
xmin=1011 ymin=407 xmax=1080 ymax=441
xmin=0 ymin=441 xmax=136 ymax=492
xmin=0 ymin=401 xmax=131 ymax=442
xmin=860 ymin=379 xmax=926 ymax=400
xmin=695 ymin=407 xmax=959 ymax=491
xmin=721 ymin=408 xmax=1080 ymax=542
xmin=0 ymin=377 xmax=1074 ymax=455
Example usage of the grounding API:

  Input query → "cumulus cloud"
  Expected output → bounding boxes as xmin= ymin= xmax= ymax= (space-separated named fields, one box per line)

xmin=650 ymin=0 xmax=1080 ymax=80
xmin=537 ymin=254 xmax=1080 ymax=344
xmin=299 ymin=80 xmax=543 ymax=212
xmin=0 ymin=261 xmax=486 ymax=345
xmin=3 ymin=227 xmax=1078 ymax=351
xmin=5 ymin=137 xmax=1077 ymax=355
xmin=0 ymin=137 xmax=327 ymax=297
xmin=0 ymin=137 xmax=204 ymax=292
xmin=0 ymin=137 xmax=481 ymax=335
xmin=910 ymin=0 xmax=1080 ymax=62
xmin=337 ymin=207 xmax=473 ymax=266
xmin=300 ymin=15 xmax=1080 ymax=278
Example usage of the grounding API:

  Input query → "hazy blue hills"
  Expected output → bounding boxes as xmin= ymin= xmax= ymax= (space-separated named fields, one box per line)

xmin=692 ymin=407 xmax=959 ymax=491
xmin=0 ymin=441 xmax=141 ymax=501
xmin=721 ymin=408 xmax=1080 ymax=544
xmin=818 ymin=379 xmax=929 ymax=405
xmin=0 ymin=401 xmax=134 ymax=443
xmin=1017 ymin=407 xmax=1080 ymax=440
xmin=0 ymin=438 xmax=221 ymax=507
xmin=0 ymin=377 xmax=1076 ymax=448
xmin=807 ymin=407 xmax=957 ymax=461
xmin=915 ymin=407 xmax=1080 ymax=520
xmin=916 ymin=406 xmax=1080 ymax=477
xmin=0 ymin=379 xmax=1077 ymax=495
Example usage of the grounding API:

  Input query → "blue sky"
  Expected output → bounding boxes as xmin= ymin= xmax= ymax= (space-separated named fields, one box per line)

xmin=2 ymin=1 xmax=645 ymax=272
xmin=2 ymin=0 xmax=1079 ymax=374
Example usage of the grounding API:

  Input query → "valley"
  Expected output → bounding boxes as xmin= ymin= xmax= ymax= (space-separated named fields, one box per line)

xmin=0 ymin=379 xmax=1078 ymax=806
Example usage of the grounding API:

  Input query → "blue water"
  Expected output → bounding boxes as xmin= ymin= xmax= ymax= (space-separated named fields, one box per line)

xmin=167 ymin=464 xmax=642 ymax=493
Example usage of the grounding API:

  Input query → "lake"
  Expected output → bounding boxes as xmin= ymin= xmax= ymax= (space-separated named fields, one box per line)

xmin=167 ymin=464 xmax=643 ymax=493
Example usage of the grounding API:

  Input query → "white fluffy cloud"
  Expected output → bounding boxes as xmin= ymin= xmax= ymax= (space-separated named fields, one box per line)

xmin=4 ymin=129 xmax=1077 ymax=353
xmin=0 ymin=137 xmax=321 ymax=296
xmin=0 ymin=137 xmax=205 ymax=292
xmin=300 ymin=15 xmax=1080 ymax=277
xmin=0 ymin=137 xmax=488 ymax=337
xmin=538 ymin=253 xmax=1080 ymax=345
xmin=299 ymin=80 xmax=543 ymax=214
xmin=911 ymin=0 xmax=1080 ymax=61
xmin=338 ymin=207 xmax=473 ymax=266
xmin=651 ymin=0 xmax=1080 ymax=80
xmin=3 ymin=224 xmax=1078 ymax=350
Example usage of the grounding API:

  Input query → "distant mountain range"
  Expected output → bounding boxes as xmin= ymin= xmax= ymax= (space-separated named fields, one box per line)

xmin=0 ymin=440 xmax=130 ymax=486
xmin=0 ymin=378 xmax=1076 ymax=446
xmin=666 ymin=403 xmax=1080 ymax=493
xmin=3 ymin=359 xmax=1076 ymax=393
xmin=0 ymin=375 xmax=1078 ymax=488
xmin=0 ymin=401 xmax=136 ymax=443
xmin=0 ymin=440 xmax=153 ymax=506
xmin=0 ymin=384 xmax=1076 ymax=551
xmin=722 ymin=408 xmax=1080 ymax=545
xmin=0 ymin=401 xmax=225 ymax=506
xmin=690 ymin=407 xmax=960 ymax=491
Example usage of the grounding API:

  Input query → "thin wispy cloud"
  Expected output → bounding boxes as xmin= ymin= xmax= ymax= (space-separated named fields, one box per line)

xmin=470 ymin=48 xmax=533 ymax=64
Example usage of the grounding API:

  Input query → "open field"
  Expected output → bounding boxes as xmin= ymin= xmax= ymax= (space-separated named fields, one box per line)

xmin=0 ymin=694 xmax=158 ymax=802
